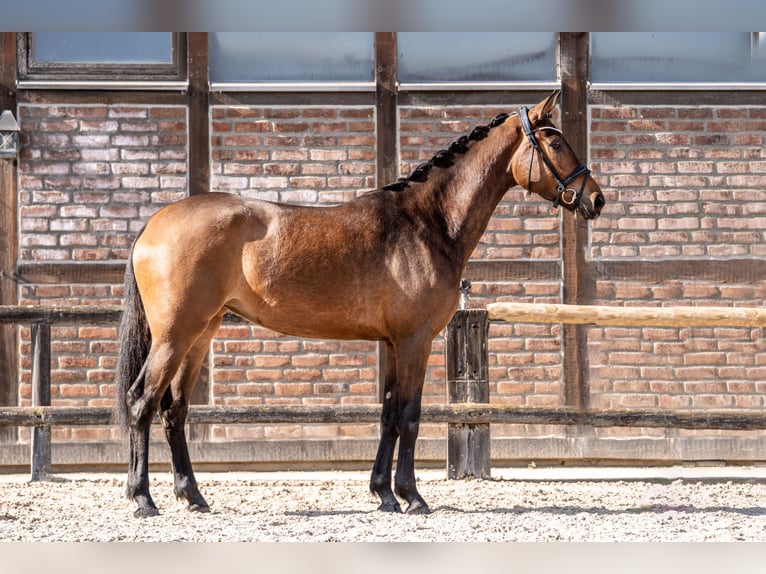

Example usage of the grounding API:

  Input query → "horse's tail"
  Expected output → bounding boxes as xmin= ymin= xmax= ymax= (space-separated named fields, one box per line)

xmin=113 ymin=235 xmax=151 ymax=433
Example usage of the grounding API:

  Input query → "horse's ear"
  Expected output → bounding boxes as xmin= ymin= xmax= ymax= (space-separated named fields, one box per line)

xmin=529 ymin=90 xmax=561 ymax=124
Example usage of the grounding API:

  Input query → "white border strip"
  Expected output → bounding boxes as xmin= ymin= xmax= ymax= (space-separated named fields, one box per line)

xmin=398 ymin=81 xmax=560 ymax=92
xmin=210 ymin=81 xmax=376 ymax=92
xmin=591 ymin=82 xmax=766 ymax=91
xmin=17 ymin=80 xmax=189 ymax=91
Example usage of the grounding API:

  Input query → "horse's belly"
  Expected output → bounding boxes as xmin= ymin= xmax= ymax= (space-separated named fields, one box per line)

xmin=225 ymin=296 xmax=388 ymax=342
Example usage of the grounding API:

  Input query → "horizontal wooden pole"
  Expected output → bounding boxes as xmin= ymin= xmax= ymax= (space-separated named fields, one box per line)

xmin=0 ymin=305 xmax=246 ymax=325
xmin=1 ymin=404 xmax=765 ymax=430
xmin=488 ymin=302 xmax=766 ymax=328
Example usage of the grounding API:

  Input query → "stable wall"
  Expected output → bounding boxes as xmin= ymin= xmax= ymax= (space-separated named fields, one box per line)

xmin=2 ymin=33 xmax=765 ymax=470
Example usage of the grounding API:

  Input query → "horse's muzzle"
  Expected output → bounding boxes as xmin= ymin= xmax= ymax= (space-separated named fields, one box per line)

xmin=577 ymin=191 xmax=605 ymax=220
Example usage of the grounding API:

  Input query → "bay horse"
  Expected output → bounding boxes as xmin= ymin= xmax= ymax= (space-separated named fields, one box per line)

xmin=115 ymin=90 xmax=605 ymax=518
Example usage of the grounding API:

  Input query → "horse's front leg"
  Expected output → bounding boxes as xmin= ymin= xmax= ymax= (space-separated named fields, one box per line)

xmin=392 ymin=337 xmax=432 ymax=515
xmin=370 ymin=343 xmax=401 ymax=512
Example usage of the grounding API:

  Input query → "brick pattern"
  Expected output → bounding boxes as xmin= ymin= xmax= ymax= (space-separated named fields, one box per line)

xmin=211 ymin=106 xmax=376 ymax=204
xmin=14 ymin=102 xmax=571 ymax=444
xmin=17 ymin=284 xmax=123 ymax=442
xmin=590 ymin=106 xmax=766 ymax=259
xmin=14 ymin=99 xmax=766 ymax=449
xmin=590 ymin=280 xmax=766 ymax=418
xmin=399 ymin=106 xmax=562 ymax=261
xmin=589 ymin=104 xmax=766 ymax=436
xmin=18 ymin=104 xmax=188 ymax=262
xmin=208 ymin=105 xmax=378 ymax=439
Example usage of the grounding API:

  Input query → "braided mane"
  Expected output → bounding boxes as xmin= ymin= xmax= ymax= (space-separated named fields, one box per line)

xmin=382 ymin=113 xmax=510 ymax=192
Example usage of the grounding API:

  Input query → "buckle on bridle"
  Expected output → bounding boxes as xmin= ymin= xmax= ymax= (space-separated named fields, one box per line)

xmin=518 ymin=105 xmax=590 ymax=211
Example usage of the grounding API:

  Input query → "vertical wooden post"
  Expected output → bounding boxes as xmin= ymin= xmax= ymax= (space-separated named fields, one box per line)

xmin=445 ymin=309 xmax=490 ymax=479
xmin=558 ymin=32 xmax=592 ymax=412
xmin=186 ymin=33 xmax=211 ymax=441
xmin=0 ymin=32 xmax=19 ymax=444
xmin=374 ymin=32 xmax=398 ymax=403
xmin=30 ymin=322 xmax=51 ymax=481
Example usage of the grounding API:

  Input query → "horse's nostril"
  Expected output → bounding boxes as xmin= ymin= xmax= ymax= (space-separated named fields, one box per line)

xmin=594 ymin=193 xmax=605 ymax=213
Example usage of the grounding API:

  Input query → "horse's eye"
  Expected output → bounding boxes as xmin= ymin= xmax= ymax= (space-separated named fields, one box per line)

xmin=550 ymin=139 xmax=563 ymax=151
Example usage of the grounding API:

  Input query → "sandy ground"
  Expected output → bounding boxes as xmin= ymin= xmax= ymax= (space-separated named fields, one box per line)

xmin=2 ymin=467 xmax=766 ymax=542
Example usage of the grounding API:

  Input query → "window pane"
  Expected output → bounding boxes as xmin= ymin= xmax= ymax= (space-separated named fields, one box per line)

xmin=33 ymin=33 xmax=174 ymax=64
xmin=209 ymin=33 xmax=374 ymax=83
xmin=397 ymin=33 xmax=556 ymax=83
xmin=591 ymin=32 xmax=766 ymax=83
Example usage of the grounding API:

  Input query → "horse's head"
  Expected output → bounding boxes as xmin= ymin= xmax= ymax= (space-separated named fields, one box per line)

xmin=511 ymin=90 xmax=605 ymax=220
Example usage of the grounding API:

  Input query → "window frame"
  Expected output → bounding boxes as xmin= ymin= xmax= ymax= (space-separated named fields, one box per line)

xmin=207 ymin=32 xmax=377 ymax=92
xmin=396 ymin=32 xmax=561 ymax=92
xmin=588 ymin=32 xmax=766 ymax=90
xmin=16 ymin=32 xmax=187 ymax=87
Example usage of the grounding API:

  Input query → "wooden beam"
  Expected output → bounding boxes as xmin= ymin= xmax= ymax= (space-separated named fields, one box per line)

xmin=592 ymin=259 xmax=766 ymax=284
xmin=0 ymin=32 xmax=18 ymax=442
xmin=558 ymin=32 xmax=591 ymax=411
xmin=488 ymin=301 xmax=766 ymax=328
xmin=3 ymin=403 xmax=766 ymax=431
xmin=375 ymin=33 xmax=398 ymax=404
xmin=17 ymin=262 xmax=126 ymax=284
xmin=187 ymin=32 xmax=209 ymax=197
xmin=445 ymin=310 xmax=490 ymax=479
xmin=30 ymin=322 xmax=51 ymax=480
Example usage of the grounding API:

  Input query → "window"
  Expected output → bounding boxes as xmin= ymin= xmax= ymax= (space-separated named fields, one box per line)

xmin=209 ymin=32 xmax=375 ymax=87
xmin=397 ymin=32 xmax=557 ymax=87
xmin=18 ymin=33 xmax=186 ymax=83
xmin=590 ymin=32 xmax=766 ymax=85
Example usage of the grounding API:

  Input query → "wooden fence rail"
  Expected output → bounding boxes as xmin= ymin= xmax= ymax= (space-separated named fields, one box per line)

xmin=2 ymin=403 xmax=766 ymax=430
xmin=488 ymin=302 xmax=766 ymax=328
xmin=1 ymin=303 xmax=765 ymax=480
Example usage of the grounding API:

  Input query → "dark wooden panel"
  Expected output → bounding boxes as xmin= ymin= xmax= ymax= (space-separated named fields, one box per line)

xmin=211 ymin=91 xmax=376 ymax=107
xmin=590 ymin=89 xmax=766 ymax=107
xmin=18 ymin=90 xmax=187 ymax=106
xmin=187 ymin=32 xmax=209 ymax=197
xmin=463 ymin=259 xmax=561 ymax=283
xmin=593 ymin=259 xmax=766 ymax=284
xmin=398 ymin=90 xmax=556 ymax=108
xmin=0 ymin=32 xmax=18 ymax=441
xmin=4 ymin=404 xmax=766 ymax=431
xmin=17 ymin=262 xmax=126 ymax=285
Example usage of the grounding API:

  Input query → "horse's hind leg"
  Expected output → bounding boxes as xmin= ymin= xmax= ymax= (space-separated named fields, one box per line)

xmin=370 ymin=342 xmax=402 ymax=513
xmin=125 ymin=361 xmax=158 ymax=517
xmin=125 ymin=342 xmax=186 ymax=518
xmin=159 ymin=315 xmax=223 ymax=512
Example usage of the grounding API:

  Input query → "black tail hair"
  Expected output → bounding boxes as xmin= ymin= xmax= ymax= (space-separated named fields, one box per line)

xmin=113 ymin=237 xmax=151 ymax=432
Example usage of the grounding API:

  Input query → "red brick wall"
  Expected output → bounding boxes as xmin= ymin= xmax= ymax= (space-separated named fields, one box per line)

xmin=13 ymin=98 xmax=766 ymax=452
xmin=589 ymin=105 xmax=766 ymax=436
xmin=18 ymin=104 xmax=187 ymax=262
xmin=16 ymin=103 xmax=188 ymax=441
xmin=208 ymin=105 xmax=380 ymax=440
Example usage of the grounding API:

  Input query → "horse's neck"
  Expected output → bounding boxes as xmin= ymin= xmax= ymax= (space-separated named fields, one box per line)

xmin=418 ymin=121 xmax=521 ymax=266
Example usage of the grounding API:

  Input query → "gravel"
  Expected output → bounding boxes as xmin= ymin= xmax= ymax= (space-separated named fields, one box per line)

xmin=2 ymin=469 xmax=766 ymax=542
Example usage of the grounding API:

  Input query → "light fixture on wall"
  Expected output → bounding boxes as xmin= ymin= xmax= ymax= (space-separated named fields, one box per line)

xmin=0 ymin=110 xmax=21 ymax=159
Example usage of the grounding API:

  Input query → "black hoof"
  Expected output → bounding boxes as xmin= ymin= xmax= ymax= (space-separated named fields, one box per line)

xmin=187 ymin=503 xmax=210 ymax=513
xmin=405 ymin=500 xmax=431 ymax=515
xmin=133 ymin=507 xmax=160 ymax=519
xmin=378 ymin=501 xmax=403 ymax=513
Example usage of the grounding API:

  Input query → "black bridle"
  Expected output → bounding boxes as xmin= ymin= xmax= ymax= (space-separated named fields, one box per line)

xmin=518 ymin=105 xmax=591 ymax=210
